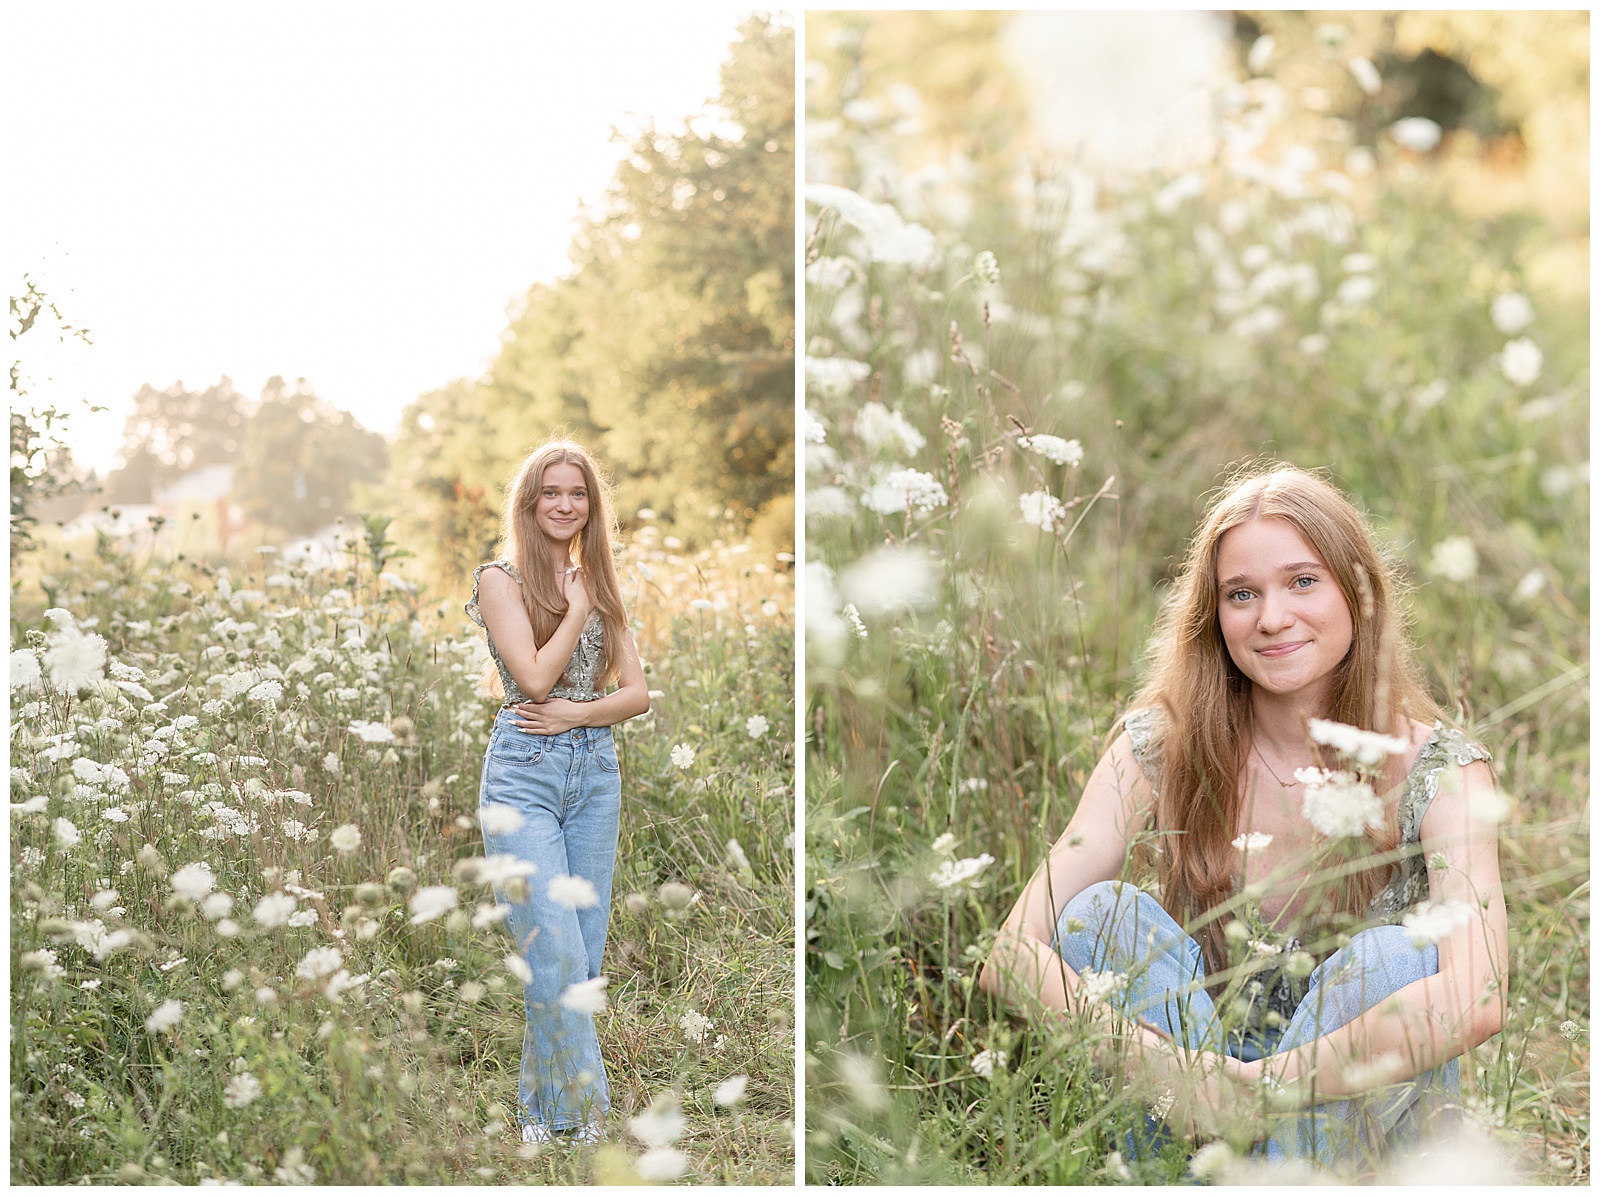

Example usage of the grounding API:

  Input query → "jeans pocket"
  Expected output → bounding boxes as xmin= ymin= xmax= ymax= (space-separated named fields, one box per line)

xmin=488 ymin=730 xmax=544 ymax=765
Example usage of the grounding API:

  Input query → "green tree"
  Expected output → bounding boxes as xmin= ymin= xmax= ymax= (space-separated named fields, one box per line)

xmin=107 ymin=378 xmax=249 ymax=501
xmin=9 ymin=277 xmax=95 ymax=562
xmin=234 ymin=377 xmax=389 ymax=536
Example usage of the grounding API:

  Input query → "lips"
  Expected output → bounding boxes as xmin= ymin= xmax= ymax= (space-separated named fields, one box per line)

xmin=1257 ymin=641 xmax=1307 ymax=658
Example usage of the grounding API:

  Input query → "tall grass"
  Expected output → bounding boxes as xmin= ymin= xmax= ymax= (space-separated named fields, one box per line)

xmin=10 ymin=519 xmax=795 ymax=1185
xmin=804 ymin=46 xmax=1588 ymax=1186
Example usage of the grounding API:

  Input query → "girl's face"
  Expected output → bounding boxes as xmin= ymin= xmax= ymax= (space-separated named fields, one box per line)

xmin=534 ymin=462 xmax=590 ymax=550
xmin=1215 ymin=517 xmax=1353 ymax=707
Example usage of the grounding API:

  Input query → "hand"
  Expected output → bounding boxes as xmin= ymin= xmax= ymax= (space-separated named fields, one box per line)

xmin=512 ymin=698 xmax=586 ymax=735
xmin=561 ymin=570 xmax=593 ymax=620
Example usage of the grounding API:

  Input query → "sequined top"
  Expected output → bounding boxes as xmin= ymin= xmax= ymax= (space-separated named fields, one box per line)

xmin=465 ymin=560 xmax=605 ymax=706
xmin=1120 ymin=706 xmax=1492 ymax=1036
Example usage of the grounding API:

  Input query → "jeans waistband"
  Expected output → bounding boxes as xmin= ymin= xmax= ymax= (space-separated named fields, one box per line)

xmin=490 ymin=711 xmax=610 ymax=746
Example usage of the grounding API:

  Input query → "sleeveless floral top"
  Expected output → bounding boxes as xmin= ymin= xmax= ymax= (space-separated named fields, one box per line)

xmin=465 ymin=560 xmax=605 ymax=706
xmin=1121 ymin=706 xmax=1492 ymax=1037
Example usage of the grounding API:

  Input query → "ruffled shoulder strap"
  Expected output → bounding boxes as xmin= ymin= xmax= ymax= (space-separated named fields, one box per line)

xmin=1121 ymin=706 xmax=1165 ymax=794
xmin=1396 ymin=723 xmax=1494 ymax=845
xmin=464 ymin=560 xmax=522 ymax=628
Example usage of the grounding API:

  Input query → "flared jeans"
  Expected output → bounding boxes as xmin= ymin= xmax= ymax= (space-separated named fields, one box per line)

xmin=478 ymin=710 xmax=621 ymax=1132
xmin=1056 ymin=881 xmax=1459 ymax=1171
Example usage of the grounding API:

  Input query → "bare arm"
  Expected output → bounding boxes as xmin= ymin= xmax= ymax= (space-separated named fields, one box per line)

xmin=978 ymin=731 xmax=1156 ymax=1015
xmin=475 ymin=564 xmax=591 ymax=703
xmin=512 ymin=626 xmax=651 ymax=732
xmin=1244 ymin=759 xmax=1508 ymax=1100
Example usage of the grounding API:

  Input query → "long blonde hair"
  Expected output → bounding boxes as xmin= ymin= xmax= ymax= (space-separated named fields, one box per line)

xmin=1125 ymin=463 xmax=1440 ymax=971
xmin=482 ymin=439 xmax=626 ymax=698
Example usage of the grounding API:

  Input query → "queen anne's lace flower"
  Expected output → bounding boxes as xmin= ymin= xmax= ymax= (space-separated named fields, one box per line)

xmin=931 ymin=853 xmax=994 ymax=889
xmin=971 ymin=1047 xmax=1007 ymax=1078
xmin=1295 ymin=768 xmax=1382 ymax=837
xmin=1401 ymin=899 xmax=1474 ymax=946
xmin=1019 ymin=490 xmax=1066 ymax=532
xmin=862 ymin=469 xmax=947 ymax=515
xmin=560 ymin=975 xmax=608 ymax=1014
xmin=1307 ymin=718 xmax=1409 ymax=766
xmin=1017 ymin=434 xmax=1083 ymax=467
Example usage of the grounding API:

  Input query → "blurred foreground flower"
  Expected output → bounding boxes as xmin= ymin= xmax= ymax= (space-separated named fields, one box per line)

xmin=1017 ymin=434 xmax=1083 ymax=467
xmin=1490 ymin=292 xmax=1534 ymax=334
xmin=1295 ymin=768 xmax=1382 ymax=837
xmin=1308 ymin=718 xmax=1408 ymax=766
xmin=560 ymin=976 xmax=608 ymax=1014
xmin=408 ymin=885 xmax=459 ymax=924
xmin=1427 ymin=536 xmax=1479 ymax=582
xmin=1402 ymin=899 xmax=1473 ymax=946
xmin=861 ymin=468 xmax=947 ymax=515
xmin=931 ymin=853 xmax=994 ymax=889
xmin=548 ymin=874 xmax=599 ymax=910
xmin=145 ymin=999 xmax=184 ymax=1034
xmin=1499 ymin=337 xmax=1543 ymax=387
xmin=714 ymin=1074 xmax=748 ymax=1106
xmin=670 ymin=744 xmax=696 ymax=769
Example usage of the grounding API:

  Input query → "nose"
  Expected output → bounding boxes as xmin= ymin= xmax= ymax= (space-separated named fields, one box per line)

xmin=1257 ymin=592 xmax=1293 ymax=634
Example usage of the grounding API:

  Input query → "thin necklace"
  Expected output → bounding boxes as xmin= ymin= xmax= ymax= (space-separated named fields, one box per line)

xmin=1252 ymin=743 xmax=1298 ymax=788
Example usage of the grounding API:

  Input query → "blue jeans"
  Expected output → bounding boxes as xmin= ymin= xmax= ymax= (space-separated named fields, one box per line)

xmin=1056 ymin=881 xmax=1459 ymax=1169
xmin=478 ymin=710 xmax=621 ymax=1132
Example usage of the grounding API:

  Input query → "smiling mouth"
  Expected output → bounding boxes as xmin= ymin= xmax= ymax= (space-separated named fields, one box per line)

xmin=1257 ymin=641 xmax=1307 ymax=658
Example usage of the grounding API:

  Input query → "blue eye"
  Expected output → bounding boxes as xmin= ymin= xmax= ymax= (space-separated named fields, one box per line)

xmin=1228 ymin=589 xmax=1254 ymax=602
xmin=1293 ymin=575 xmax=1316 ymax=589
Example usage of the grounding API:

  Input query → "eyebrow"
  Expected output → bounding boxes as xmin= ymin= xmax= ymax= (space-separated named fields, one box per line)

xmin=1219 ymin=561 xmax=1326 ymax=589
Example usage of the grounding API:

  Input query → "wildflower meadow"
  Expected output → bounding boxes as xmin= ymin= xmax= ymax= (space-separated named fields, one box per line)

xmin=804 ymin=15 xmax=1587 ymax=1186
xmin=10 ymin=517 xmax=795 ymax=1185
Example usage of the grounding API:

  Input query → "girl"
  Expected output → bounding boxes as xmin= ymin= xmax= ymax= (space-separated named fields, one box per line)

xmin=465 ymin=440 xmax=649 ymax=1144
xmin=980 ymin=464 xmax=1507 ymax=1173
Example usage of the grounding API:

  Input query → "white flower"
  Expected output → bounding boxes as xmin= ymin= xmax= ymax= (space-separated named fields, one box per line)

xmin=745 ymin=714 xmax=769 ymax=738
xmin=1490 ymin=292 xmax=1534 ymax=335
xmin=329 ymin=824 xmax=362 ymax=853
xmin=1307 ymin=718 xmax=1410 ymax=766
xmin=321 ymin=752 xmax=340 ymax=776
xmin=804 ymin=354 xmax=871 ymax=398
xmin=713 ymin=1074 xmax=748 ymax=1106
xmin=971 ymin=1048 xmax=1007 ymax=1079
xmin=805 ymin=255 xmax=855 ymax=289
xmin=1296 ymin=768 xmax=1383 ymax=838
xmin=324 ymin=969 xmax=369 ymax=1002
xmin=286 ymin=909 xmax=318 ymax=928
xmin=1017 ymin=434 xmax=1083 ymax=467
xmin=1189 ymin=1140 xmax=1236 ymax=1181
xmin=9 ymin=649 xmax=42 ymax=692
xmin=841 ymin=603 xmax=867 ymax=639
xmin=805 ymin=182 xmax=939 ymax=267
xmin=246 ymin=679 xmax=283 ymax=706
xmin=726 ymin=838 xmax=752 ymax=874
xmin=1336 ymin=273 xmax=1377 ymax=305
xmin=1499 ymin=337 xmax=1543 ymax=387
xmin=856 ymin=402 xmax=926 ymax=455
xmin=43 ymin=628 xmax=108 ymax=692
xmin=1078 ymin=970 xmax=1128 ymax=1005
xmin=20 ymin=948 xmax=65 ymax=979
xmin=1427 ymin=536 xmax=1479 ymax=582
xmin=200 ymin=892 xmax=234 ymax=920
xmin=503 ymin=953 xmax=533 ymax=984
xmin=679 ymin=1010 xmax=713 ymax=1044
xmin=972 ymin=250 xmax=1001 ymax=287
xmin=1389 ymin=117 xmax=1441 ymax=153
xmin=145 ymin=999 xmax=184 ymax=1033
xmin=670 ymin=743 xmax=696 ymax=769
xmin=931 ymin=853 xmax=994 ymax=889
xmin=223 ymin=1072 xmax=262 ymax=1109
xmin=347 ymin=719 xmax=396 ymax=744
xmin=548 ymin=874 xmax=599 ymax=910
xmin=862 ymin=468 xmax=947 ymax=515
xmin=53 ymin=817 xmax=81 ymax=847
xmin=930 ymin=832 xmax=957 ymax=856
xmin=12 ymin=795 xmax=48 ymax=814
xmin=628 ymin=1099 xmax=686 ymax=1148
xmin=636 ymin=1149 xmax=688 ymax=1181
xmin=1247 ymin=33 xmax=1275 ymax=73
xmin=1019 ymin=490 xmax=1066 ymax=532
xmin=559 ymin=975 xmax=608 ymax=1014
xmin=479 ymin=803 xmax=524 ymax=835
xmin=803 ymin=409 xmax=827 ymax=444
xmin=171 ymin=862 xmax=217 ymax=902
xmin=1347 ymin=55 xmax=1381 ymax=96
xmin=295 ymin=945 xmax=342 ymax=980
xmin=408 ymin=885 xmax=459 ymax=924
xmin=1232 ymin=832 xmax=1273 ymax=852
xmin=1401 ymin=899 xmax=1473 ymax=946
xmin=253 ymin=891 xmax=297 ymax=928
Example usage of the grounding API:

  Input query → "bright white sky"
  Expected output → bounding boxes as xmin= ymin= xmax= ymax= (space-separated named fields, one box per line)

xmin=10 ymin=3 xmax=770 ymax=475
